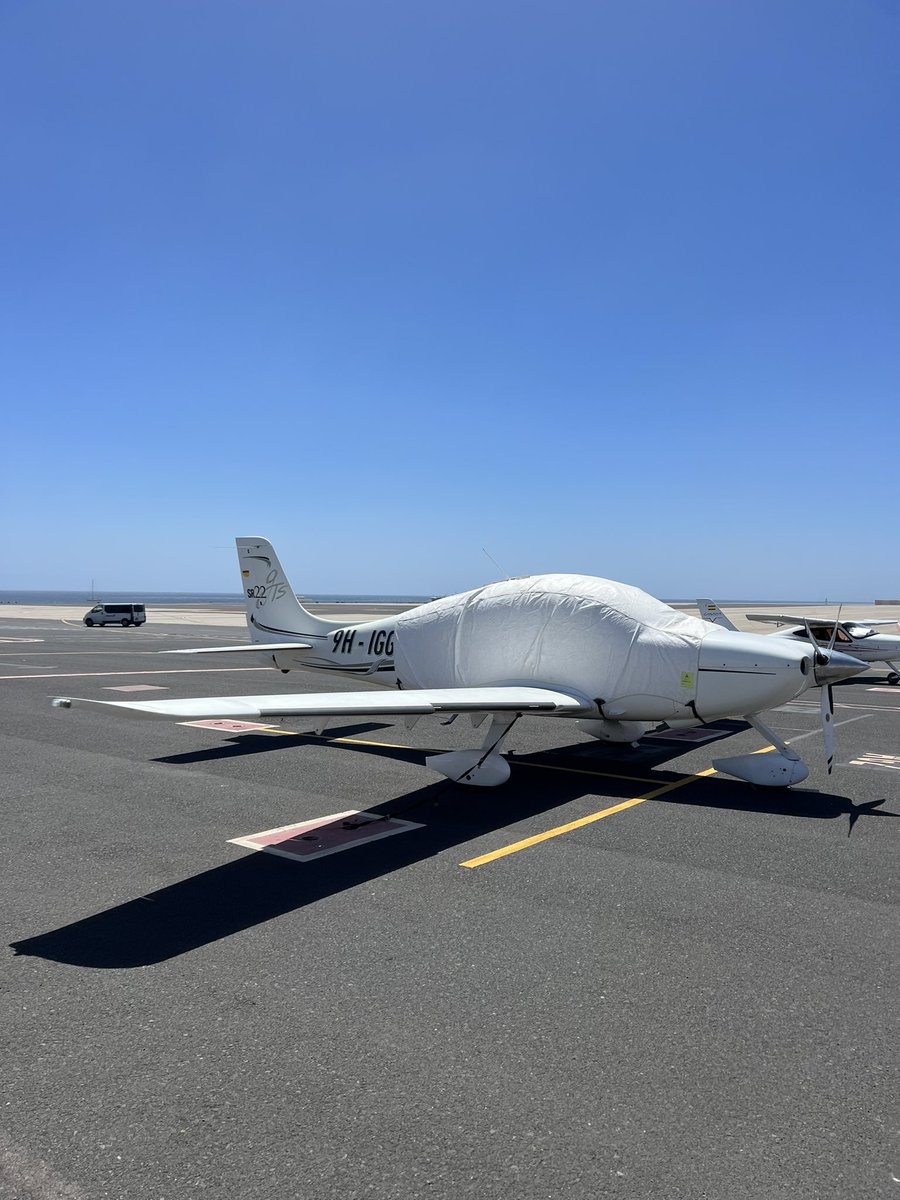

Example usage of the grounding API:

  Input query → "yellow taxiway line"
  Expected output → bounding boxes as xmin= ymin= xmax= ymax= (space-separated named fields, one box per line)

xmin=195 ymin=717 xmax=873 ymax=869
xmin=459 ymin=767 xmax=718 ymax=868
xmin=458 ymin=714 xmax=872 ymax=868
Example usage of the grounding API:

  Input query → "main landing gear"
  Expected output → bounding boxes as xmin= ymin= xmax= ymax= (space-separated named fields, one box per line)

xmin=425 ymin=713 xmax=521 ymax=786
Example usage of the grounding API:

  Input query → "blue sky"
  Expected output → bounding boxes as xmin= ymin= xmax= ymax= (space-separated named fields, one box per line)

xmin=2 ymin=0 xmax=898 ymax=599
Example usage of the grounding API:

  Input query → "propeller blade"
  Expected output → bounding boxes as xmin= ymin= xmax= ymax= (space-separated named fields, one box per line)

xmin=826 ymin=604 xmax=843 ymax=655
xmin=821 ymin=683 xmax=835 ymax=774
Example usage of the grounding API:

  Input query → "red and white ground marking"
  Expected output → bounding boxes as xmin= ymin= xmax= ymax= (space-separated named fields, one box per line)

xmin=230 ymin=810 xmax=424 ymax=862
xmin=645 ymin=727 xmax=729 ymax=743
xmin=104 ymin=684 xmax=169 ymax=692
xmin=182 ymin=719 xmax=274 ymax=732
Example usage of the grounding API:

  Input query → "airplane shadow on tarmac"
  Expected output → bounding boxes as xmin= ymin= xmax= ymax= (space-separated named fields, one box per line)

xmin=11 ymin=722 xmax=896 ymax=970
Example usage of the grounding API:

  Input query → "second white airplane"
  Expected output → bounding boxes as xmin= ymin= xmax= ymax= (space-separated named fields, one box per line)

xmin=52 ymin=539 xmax=864 ymax=788
xmin=699 ymin=600 xmax=900 ymax=685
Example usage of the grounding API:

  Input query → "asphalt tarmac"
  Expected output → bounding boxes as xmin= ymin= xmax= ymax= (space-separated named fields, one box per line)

xmin=1 ymin=610 xmax=898 ymax=1200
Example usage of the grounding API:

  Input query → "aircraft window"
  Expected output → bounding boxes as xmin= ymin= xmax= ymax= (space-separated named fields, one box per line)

xmin=794 ymin=625 xmax=850 ymax=644
xmin=846 ymin=624 xmax=875 ymax=639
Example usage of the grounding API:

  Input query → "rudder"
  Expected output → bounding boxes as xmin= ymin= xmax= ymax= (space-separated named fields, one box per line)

xmin=697 ymin=598 xmax=737 ymax=632
xmin=236 ymin=537 xmax=343 ymax=640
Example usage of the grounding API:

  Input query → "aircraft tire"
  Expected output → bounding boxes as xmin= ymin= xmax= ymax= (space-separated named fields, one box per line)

xmin=887 ymin=672 xmax=900 ymax=686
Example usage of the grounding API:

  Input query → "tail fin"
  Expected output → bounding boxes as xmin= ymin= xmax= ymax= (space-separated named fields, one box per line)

xmin=236 ymin=537 xmax=343 ymax=641
xmin=696 ymin=598 xmax=737 ymax=632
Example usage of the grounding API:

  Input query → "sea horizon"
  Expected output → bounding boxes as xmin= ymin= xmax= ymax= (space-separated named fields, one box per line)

xmin=0 ymin=589 xmax=881 ymax=608
xmin=0 ymin=589 xmax=435 ymax=606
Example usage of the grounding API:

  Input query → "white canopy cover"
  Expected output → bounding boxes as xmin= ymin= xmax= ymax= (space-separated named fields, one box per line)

xmin=394 ymin=574 xmax=717 ymax=713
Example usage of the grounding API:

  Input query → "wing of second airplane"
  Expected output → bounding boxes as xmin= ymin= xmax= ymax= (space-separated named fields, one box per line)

xmin=746 ymin=613 xmax=897 ymax=628
xmin=52 ymin=685 xmax=594 ymax=721
xmin=746 ymin=613 xmax=822 ymax=626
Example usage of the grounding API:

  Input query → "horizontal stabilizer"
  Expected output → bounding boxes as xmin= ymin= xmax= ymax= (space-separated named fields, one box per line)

xmin=52 ymin=685 xmax=594 ymax=722
xmin=161 ymin=642 xmax=313 ymax=656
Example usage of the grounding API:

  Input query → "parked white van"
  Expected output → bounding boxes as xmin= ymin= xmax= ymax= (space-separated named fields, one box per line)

xmin=83 ymin=603 xmax=147 ymax=628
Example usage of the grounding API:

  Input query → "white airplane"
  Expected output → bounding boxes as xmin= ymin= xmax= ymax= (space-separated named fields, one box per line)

xmin=698 ymin=600 xmax=900 ymax=685
xmin=52 ymin=539 xmax=865 ymax=788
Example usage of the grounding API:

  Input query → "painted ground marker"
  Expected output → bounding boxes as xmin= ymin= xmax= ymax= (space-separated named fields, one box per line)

xmin=230 ymin=810 xmax=424 ymax=862
xmin=182 ymin=719 xmax=274 ymax=733
xmin=644 ymin=727 xmax=730 ymax=743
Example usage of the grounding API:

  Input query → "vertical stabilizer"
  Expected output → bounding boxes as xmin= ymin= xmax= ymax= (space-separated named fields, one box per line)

xmin=697 ymin=598 xmax=738 ymax=632
xmin=236 ymin=537 xmax=343 ymax=641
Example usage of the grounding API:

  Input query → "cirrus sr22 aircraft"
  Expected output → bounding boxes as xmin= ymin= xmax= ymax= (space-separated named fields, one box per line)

xmin=52 ymin=539 xmax=865 ymax=788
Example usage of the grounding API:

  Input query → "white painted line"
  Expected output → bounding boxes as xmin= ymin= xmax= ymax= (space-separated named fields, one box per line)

xmin=0 ymin=667 xmax=274 ymax=681
xmin=848 ymin=752 xmax=900 ymax=771
xmin=785 ymin=714 xmax=871 ymax=744
xmin=0 ymin=661 xmax=58 ymax=671
xmin=104 ymin=684 xmax=169 ymax=692
xmin=867 ymin=687 xmax=900 ymax=694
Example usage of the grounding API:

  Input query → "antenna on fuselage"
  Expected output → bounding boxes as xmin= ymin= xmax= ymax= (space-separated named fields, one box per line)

xmin=482 ymin=547 xmax=511 ymax=581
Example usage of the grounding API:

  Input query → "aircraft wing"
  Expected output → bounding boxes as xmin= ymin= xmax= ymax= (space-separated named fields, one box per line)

xmin=51 ymin=685 xmax=594 ymax=722
xmin=161 ymin=642 xmax=313 ymax=655
xmin=746 ymin=614 xmax=823 ymax=627
xmin=747 ymin=613 xmax=898 ymax=629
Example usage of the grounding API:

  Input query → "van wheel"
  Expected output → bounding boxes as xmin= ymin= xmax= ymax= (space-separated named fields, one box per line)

xmin=85 ymin=618 xmax=94 ymax=627
xmin=122 ymin=619 xmax=131 ymax=627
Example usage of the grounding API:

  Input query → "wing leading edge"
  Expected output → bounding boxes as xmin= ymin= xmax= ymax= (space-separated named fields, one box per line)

xmin=51 ymin=685 xmax=594 ymax=722
xmin=161 ymin=642 xmax=313 ymax=655
xmin=746 ymin=613 xmax=896 ymax=628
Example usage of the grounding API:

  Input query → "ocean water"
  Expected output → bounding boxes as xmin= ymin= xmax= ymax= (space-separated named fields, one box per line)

xmin=0 ymin=590 xmax=433 ymax=606
xmin=0 ymin=590 xmax=869 ymax=611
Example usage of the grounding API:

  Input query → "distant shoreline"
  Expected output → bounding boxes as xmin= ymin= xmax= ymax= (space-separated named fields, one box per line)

xmin=0 ymin=591 xmax=434 ymax=606
xmin=0 ymin=593 xmax=889 ymax=607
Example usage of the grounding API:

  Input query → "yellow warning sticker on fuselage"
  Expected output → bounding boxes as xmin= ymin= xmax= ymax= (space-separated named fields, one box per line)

xmin=680 ymin=671 xmax=695 ymax=689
